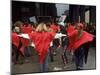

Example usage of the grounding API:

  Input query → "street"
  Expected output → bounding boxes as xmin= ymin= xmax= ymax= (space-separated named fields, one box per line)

xmin=12 ymin=47 xmax=96 ymax=74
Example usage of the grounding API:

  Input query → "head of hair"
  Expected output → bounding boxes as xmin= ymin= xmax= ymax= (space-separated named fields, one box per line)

xmin=14 ymin=21 xmax=23 ymax=27
xmin=75 ymin=23 xmax=83 ymax=30
xmin=36 ymin=23 xmax=49 ymax=32
xmin=13 ymin=26 xmax=21 ymax=34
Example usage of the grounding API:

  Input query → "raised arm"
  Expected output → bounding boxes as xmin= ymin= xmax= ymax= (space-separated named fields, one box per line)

xmin=54 ymin=33 xmax=67 ymax=39
xmin=18 ymin=34 xmax=30 ymax=39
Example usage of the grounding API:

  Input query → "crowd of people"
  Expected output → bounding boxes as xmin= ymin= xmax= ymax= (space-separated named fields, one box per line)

xmin=12 ymin=19 xmax=96 ymax=72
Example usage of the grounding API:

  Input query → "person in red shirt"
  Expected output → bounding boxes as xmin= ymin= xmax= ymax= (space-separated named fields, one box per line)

xmin=21 ymin=23 xmax=33 ymax=33
xmin=68 ymin=23 xmax=94 ymax=70
xmin=19 ymin=23 xmax=55 ymax=72
xmin=50 ymin=22 xmax=60 ymax=61
xmin=21 ymin=23 xmax=34 ymax=62
xmin=32 ymin=23 xmax=57 ymax=72
xmin=12 ymin=22 xmax=23 ymax=64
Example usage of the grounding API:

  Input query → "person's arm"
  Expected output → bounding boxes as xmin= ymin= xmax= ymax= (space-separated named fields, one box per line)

xmin=50 ymin=42 xmax=53 ymax=47
xmin=18 ymin=34 xmax=30 ymax=39
xmin=54 ymin=33 xmax=67 ymax=47
xmin=18 ymin=34 xmax=35 ymax=48
xmin=54 ymin=33 xmax=67 ymax=39
xmin=30 ymin=42 xmax=35 ymax=48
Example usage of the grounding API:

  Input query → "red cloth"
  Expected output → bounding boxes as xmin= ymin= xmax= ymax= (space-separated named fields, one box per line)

xmin=50 ymin=24 xmax=60 ymax=33
xmin=19 ymin=36 xmax=30 ymax=56
xmin=21 ymin=26 xmax=33 ymax=33
xmin=12 ymin=32 xmax=20 ymax=48
xmin=12 ymin=32 xmax=26 ymax=56
xmin=32 ymin=27 xmax=36 ymax=31
xmin=28 ymin=31 xmax=55 ymax=63
xmin=67 ymin=25 xmax=75 ymax=35
xmin=19 ymin=38 xmax=30 ymax=56
xmin=68 ymin=30 xmax=94 ymax=52
xmin=20 ymin=38 xmax=30 ymax=46
xmin=20 ymin=25 xmax=32 ymax=55
xmin=20 ymin=46 xmax=25 ymax=56
xmin=12 ymin=32 xmax=24 ymax=56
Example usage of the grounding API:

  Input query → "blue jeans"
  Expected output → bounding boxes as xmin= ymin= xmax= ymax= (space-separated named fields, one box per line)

xmin=40 ymin=53 xmax=49 ymax=72
xmin=24 ymin=46 xmax=32 ymax=57
xmin=74 ymin=47 xmax=84 ymax=69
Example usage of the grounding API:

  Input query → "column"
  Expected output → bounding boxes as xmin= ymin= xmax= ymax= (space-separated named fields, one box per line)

xmin=90 ymin=6 xmax=96 ymax=23
xmin=80 ymin=5 xmax=85 ymax=23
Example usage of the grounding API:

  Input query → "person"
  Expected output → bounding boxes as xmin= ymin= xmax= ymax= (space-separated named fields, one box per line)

xmin=18 ymin=23 xmax=66 ymax=72
xmin=12 ymin=21 xmax=23 ymax=64
xmin=68 ymin=23 xmax=94 ymax=70
xmin=60 ymin=25 xmax=69 ymax=67
xmin=45 ymin=22 xmax=54 ymax=62
xmin=20 ymin=23 xmax=34 ymax=62
xmin=50 ymin=22 xmax=60 ymax=62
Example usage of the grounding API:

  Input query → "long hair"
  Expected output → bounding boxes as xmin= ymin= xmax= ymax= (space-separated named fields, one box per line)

xmin=36 ymin=23 xmax=49 ymax=32
xmin=77 ymin=23 xmax=83 ymax=39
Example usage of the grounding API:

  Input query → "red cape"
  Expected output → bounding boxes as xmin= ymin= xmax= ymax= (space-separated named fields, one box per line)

xmin=19 ymin=45 xmax=25 ymax=56
xmin=21 ymin=26 xmax=33 ymax=33
xmin=20 ymin=38 xmax=30 ymax=46
xmin=50 ymin=24 xmax=60 ymax=33
xmin=28 ymin=31 xmax=55 ymax=63
xmin=67 ymin=25 xmax=75 ymax=35
xmin=68 ymin=30 xmax=94 ymax=52
xmin=19 ymin=38 xmax=30 ymax=56
xmin=12 ymin=32 xmax=25 ymax=56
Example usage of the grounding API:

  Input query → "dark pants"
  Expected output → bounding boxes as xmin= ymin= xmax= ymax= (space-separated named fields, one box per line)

xmin=49 ymin=39 xmax=59 ymax=62
xmin=61 ymin=36 xmax=69 ymax=65
xmin=74 ymin=47 xmax=84 ymax=69
xmin=24 ymin=46 xmax=32 ymax=57
xmin=49 ymin=47 xmax=54 ymax=62
xmin=12 ymin=44 xmax=22 ymax=63
xmin=61 ymin=50 xmax=68 ymax=65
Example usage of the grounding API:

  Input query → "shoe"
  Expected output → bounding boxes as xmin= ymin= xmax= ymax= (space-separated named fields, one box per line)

xmin=53 ymin=67 xmax=62 ymax=71
xmin=53 ymin=52 xmax=56 ymax=56
xmin=25 ymin=59 xmax=30 ymax=63
xmin=63 ymin=66 xmax=67 ymax=69
xmin=76 ymin=67 xmax=83 ymax=70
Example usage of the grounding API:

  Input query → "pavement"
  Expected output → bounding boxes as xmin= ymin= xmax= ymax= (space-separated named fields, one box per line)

xmin=12 ymin=47 xmax=96 ymax=74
